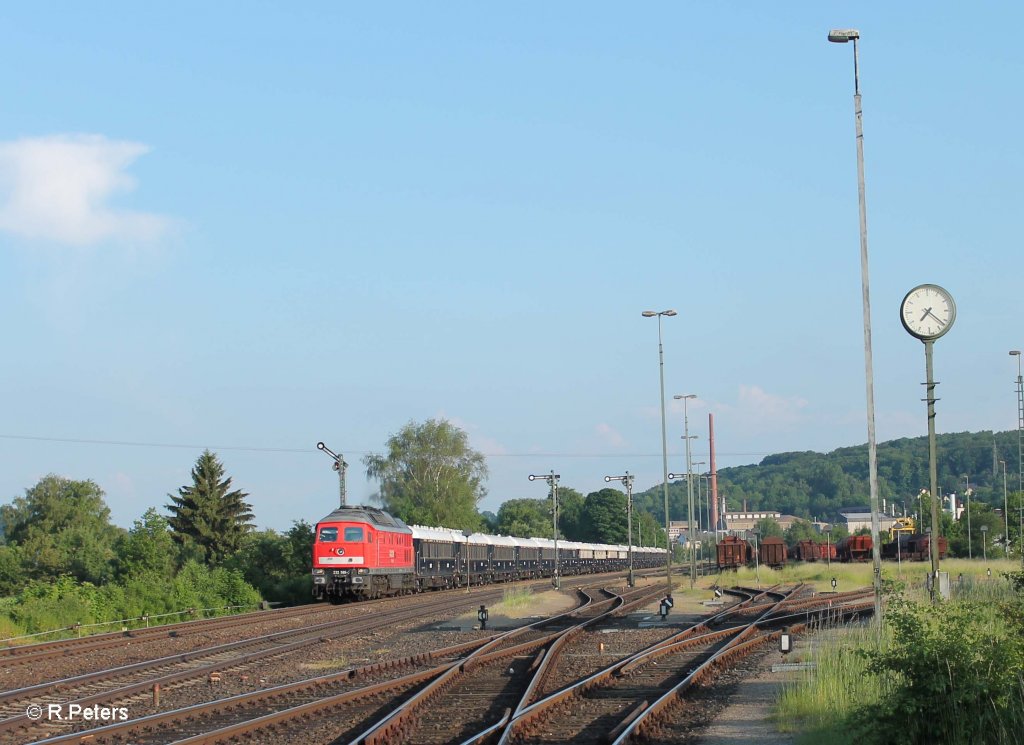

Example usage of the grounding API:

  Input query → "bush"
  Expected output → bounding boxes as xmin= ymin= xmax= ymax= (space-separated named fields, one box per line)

xmin=854 ymin=594 xmax=1024 ymax=744
xmin=0 ymin=564 xmax=264 ymax=641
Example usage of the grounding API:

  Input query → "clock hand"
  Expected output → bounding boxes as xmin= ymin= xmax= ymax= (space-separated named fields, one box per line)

xmin=925 ymin=309 xmax=946 ymax=327
xmin=919 ymin=307 xmax=931 ymax=323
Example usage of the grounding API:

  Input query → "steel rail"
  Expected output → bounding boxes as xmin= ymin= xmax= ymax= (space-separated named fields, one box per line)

xmin=27 ymin=635 xmax=502 ymax=745
xmin=345 ymin=589 xmax=608 ymax=744
xmin=0 ymin=604 xmax=331 ymax=665
xmin=0 ymin=589 xmax=509 ymax=738
xmin=609 ymin=586 xmax=870 ymax=744
xmin=491 ymin=586 xmax=786 ymax=744
xmin=494 ymin=584 xmax=851 ymax=744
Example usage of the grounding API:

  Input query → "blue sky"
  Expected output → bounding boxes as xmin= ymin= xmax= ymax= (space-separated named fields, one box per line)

xmin=2 ymin=3 xmax=1022 ymax=531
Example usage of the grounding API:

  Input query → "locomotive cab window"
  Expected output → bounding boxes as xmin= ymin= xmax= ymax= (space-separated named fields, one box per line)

xmin=343 ymin=527 xmax=364 ymax=542
xmin=318 ymin=527 xmax=338 ymax=543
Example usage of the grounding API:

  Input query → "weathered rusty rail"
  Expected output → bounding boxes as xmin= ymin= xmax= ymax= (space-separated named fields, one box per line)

xmin=0 ymin=588 xmax=513 ymax=742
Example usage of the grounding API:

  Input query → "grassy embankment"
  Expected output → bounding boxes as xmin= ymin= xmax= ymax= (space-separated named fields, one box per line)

xmin=772 ymin=559 xmax=1024 ymax=745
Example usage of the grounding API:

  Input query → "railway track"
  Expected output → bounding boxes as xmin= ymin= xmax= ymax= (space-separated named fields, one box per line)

xmin=0 ymin=587 xmax=523 ymax=743
xmin=19 ymin=582 xmax=873 ymax=745
xmin=14 ymin=566 xmax=837 ymax=745
xmin=501 ymin=586 xmax=874 ymax=745
xmin=0 ymin=568 xmax=649 ymax=669
xmin=0 ymin=603 xmax=335 ymax=668
xmin=23 ymin=584 xmax=663 ymax=745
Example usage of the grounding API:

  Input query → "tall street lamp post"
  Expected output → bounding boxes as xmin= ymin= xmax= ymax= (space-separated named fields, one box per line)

xmin=605 ymin=471 xmax=636 ymax=587
xmin=643 ymin=309 xmax=677 ymax=591
xmin=829 ymin=27 xmax=882 ymax=622
xmin=981 ymin=524 xmax=989 ymax=563
xmin=692 ymin=462 xmax=707 ymax=533
xmin=1013 ymin=350 xmax=1023 ymax=567
xmin=693 ymin=461 xmax=707 ymax=567
xmin=1000 ymin=460 xmax=1010 ymax=558
xmin=529 ymin=471 xmax=561 ymax=589
xmin=964 ymin=476 xmax=972 ymax=560
xmin=672 ymin=393 xmax=698 ymax=588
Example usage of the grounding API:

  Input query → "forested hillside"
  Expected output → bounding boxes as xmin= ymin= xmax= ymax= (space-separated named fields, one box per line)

xmin=633 ymin=429 xmax=1022 ymax=523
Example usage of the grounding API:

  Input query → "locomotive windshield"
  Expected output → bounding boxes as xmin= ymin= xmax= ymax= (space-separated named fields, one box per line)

xmin=344 ymin=527 xmax=364 ymax=542
xmin=318 ymin=527 xmax=338 ymax=542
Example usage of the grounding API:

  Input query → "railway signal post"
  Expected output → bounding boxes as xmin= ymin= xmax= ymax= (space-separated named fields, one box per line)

xmin=316 ymin=441 xmax=348 ymax=507
xmin=529 ymin=471 xmax=561 ymax=589
xmin=605 ymin=471 xmax=636 ymax=587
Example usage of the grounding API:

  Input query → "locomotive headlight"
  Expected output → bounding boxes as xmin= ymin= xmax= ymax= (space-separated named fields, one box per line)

xmin=312 ymin=568 xmax=325 ymax=575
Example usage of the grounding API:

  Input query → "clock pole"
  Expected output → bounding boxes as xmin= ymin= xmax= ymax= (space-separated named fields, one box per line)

xmin=901 ymin=283 xmax=955 ymax=602
xmin=924 ymin=339 xmax=941 ymax=599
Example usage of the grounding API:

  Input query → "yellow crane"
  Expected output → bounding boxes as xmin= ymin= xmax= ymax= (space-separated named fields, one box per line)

xmin=888 ymin=517 xmax=915 ymax=542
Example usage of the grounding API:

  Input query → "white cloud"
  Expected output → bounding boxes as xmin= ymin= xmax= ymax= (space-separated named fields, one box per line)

xmin=716 ymin=384 xmax=808 ymax=434
xmin=595 ymin=422 xmax=627 ymax=448
xmin=441 ymin=414 xmax=509 ymax=456
xmin=0 ymin=134 xmax=170 ymax=246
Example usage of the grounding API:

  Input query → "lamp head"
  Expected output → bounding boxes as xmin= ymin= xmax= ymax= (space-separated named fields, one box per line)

xmin=1011 ymin=350 xmax=1021 ymax=356
xmin=828 ymin=29 xmax=860 ymax=43
xmin=642 ymin=311 xmax=656 ymax=317
xmin=663 ymin=309 xmax=678 ymax=317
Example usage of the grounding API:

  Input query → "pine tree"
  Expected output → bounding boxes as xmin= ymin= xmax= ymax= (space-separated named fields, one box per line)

xmin=167 ymin=450 xmax=254 ymax=564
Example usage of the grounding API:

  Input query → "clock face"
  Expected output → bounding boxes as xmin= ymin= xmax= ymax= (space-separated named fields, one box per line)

xmin=900 ymin=284 xmax=956 ymax=340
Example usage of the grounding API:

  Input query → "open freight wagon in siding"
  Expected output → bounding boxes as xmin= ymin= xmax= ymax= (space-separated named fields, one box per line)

xmin=758 ymin=536 xmax=787 ymax=568
xmin=716 ymin=535 xmax=753 ymax=570
xmin=835 ymin=534 xmax=873 ymax=562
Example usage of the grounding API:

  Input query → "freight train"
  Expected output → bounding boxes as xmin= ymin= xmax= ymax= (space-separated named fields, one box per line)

xmin=312 ymin=506 xmax=668 ymax=602
xmin=881 ymin=532 xmax=948 ymax=561
xmin=717 ymin=532 xmax=948 ymax=571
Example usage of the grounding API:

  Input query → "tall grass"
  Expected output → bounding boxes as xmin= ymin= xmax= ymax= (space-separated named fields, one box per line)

xmin=776 ymin=622 xmax=884 ymax=744
xmin=497 ymin=586 xmax=534 ymax=611
xmin=776 ymin=577 xmax=1024 ymax=745
xmin=724 ymin=557 xmax=1020 ymax=597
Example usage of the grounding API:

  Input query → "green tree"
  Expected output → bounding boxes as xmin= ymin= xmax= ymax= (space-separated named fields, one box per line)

xmin=166 ymin=450 xmax=255 ymax=565
xmin=116 ymin=508 xmax=176 ymax=579
xmin=755 ymin=517 xmax=784 ymax=539
xmin=226 ymin=521 xmax=314 ymax=605
xmin=496 ymin=499 xmax=551 ymax=538
xmin=950 ymin=501 xmax=1004 ymax=559
xmin=0 ymin=475 xmax=123 ymax=584
xmin=363 ymin=419 xmax=487 ymax=529
xmin=784 ymin=519 xmax=819 ymax=547
xmin=0 ymin=545 xmax=22 ymax=597
xmin=827 ymin=523 xmax=849 ymax=542
xmin=581 ymin=488 xmax=628 ymax=544
xmin=635 ymin=510 xmax=666 ymax=549
xmin=480 ymin=511 xmax=498 ymax=531
xmin=556 ymin=487 xmax=585 ymax=540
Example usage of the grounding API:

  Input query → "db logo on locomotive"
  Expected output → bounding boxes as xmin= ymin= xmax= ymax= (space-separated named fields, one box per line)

xmin=335 ymin=548 xmax=345 ymax=556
